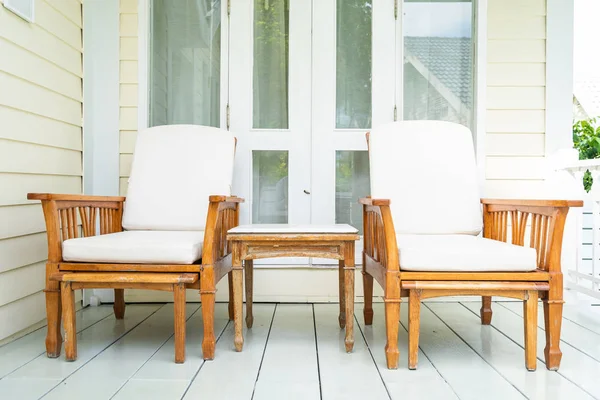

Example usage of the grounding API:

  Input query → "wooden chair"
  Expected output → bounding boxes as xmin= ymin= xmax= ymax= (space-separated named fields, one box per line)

xmin=360 ymin=120 xmax=582 ymax=370
xmin=29 ymin=124 xmax=243 ymax=363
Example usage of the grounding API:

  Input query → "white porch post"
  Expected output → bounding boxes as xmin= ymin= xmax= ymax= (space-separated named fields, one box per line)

xmin=545 ymin=0 xmax=578 ymax=276
xmin=546 ymin=0 xmax=574 ymax=155
xmin=83 ymin=0 xmax=121 ymax=305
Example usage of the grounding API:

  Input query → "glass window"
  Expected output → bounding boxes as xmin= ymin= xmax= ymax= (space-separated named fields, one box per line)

xmin=403 ymin=0 xmax=473 ymax=129
xmin=149 ymin=0 xmax=221 ymax=127
xmin=252 ymin=151 xmax=289 ymax=223
xmin=336 ymin=151 xmax=370 ymax=234
xmin=336 ymin=0 xmax=372 ymax=129
xmin=253 ymin=0 xmax=290 ymax=129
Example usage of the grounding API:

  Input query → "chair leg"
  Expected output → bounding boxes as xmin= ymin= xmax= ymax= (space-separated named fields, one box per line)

xmin=338 ymin=260 xmax=346 ymax=328
xmin=524 ymin=290 xmax=538 ymax=371
xmin=343 ymin=249 xmax=355 ymax=353
xmin=174 ymin=283 xmax=186 ymax=363
xmin=45 ymin=263 xmax=62 ymax=358
xmin=60 ymin=282 xmax=77 ymax=361
xmin=480 ymin=296 xmax=492 ymax=325
xmin=362 ymin=270 xmax=374 ymax=326
xmin=201 ymin=268 xmax=216 ymax=360
xmin=408 ymin=290 xmax=421 ymax=370
xmin=245 ymin=259 xmax=254 ymax=329
xmin=227 ymin=272 xmax=234 ymax=320
xmin=114 ymin=289 xmax=125 ymax=319
xmin=233 ymin=265 xmax=244 ymax=352
xmin=543 ymin=304 xmax=564 ymax=369
xmin=544 ymin=274 xmax=564 ymax=371
xmin=384 ymin=300 xmax=400 ymax=369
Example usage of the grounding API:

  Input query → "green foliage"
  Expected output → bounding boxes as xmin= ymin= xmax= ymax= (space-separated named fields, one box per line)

xmin=335 ymin=0 xmax=373 ymax=128
xmin=253 ymin=0 xmax=289 ymax=129
xmin=573 ymin=118 xmax=600 ymax=192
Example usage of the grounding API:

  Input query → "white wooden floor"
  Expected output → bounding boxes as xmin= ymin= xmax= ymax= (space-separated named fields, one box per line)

xmin=1 ymin=293 xmax=600 ymax=400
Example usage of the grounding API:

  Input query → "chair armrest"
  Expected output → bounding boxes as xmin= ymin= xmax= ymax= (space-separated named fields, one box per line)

xmin=360 ymin=198 xmax=399 ymax=273
xmin=208 ymin=195 xmax=245 ymax=203
xmin=27 ymin=193 xmax=125 ymax=263
xmin=481 ymin=198 xmax=583 ymax=208
xmin=28 ymin=193 xmax=126 ymax=202
xmin=359 ymin=197 xmax=390 ymax=206
xmin=202 ymin=195 xmax=244 ymax=267
xmin=481 ymin=198 xmax=581 ymax=273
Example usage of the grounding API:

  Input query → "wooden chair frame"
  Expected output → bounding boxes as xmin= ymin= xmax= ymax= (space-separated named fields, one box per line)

xmin=28 ymin=193 xmax=243 ymax=362
xmin=360 ymin=196 xmax=582 ymax=370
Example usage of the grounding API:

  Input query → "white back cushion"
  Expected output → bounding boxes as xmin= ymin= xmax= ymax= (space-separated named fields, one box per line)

xmin=368 ymin=121 xmax=482 ymax=235
xmin=122 ymin=125 xmax=235 ymax=231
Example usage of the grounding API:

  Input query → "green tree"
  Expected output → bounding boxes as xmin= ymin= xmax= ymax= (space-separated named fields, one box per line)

xmin=573 ymin=118 xmax=600 ymax=192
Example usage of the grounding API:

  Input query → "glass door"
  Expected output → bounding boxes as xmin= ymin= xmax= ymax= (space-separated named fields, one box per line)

xmin=311 ymin=0 xmax=396 ymax=263
xmin=229 ymin=0 xmax=312 ymax=265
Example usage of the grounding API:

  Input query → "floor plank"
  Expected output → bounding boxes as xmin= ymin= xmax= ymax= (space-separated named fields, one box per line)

xmin=252 ymin=304 xmax=320 ymax=400
xmin=2 ymin=300 xmax=600 ymax=400
xmin=184 ymin=304 xmax=276 ymax=400
xmin=463 ymin=302 xmax=600 ymax=398
xmin=428 ymin=302 xmax=593 ymax=400
xmin=356 ymin=303 xmax=459 ymax=400
xmin=113 ymin=379 xmax=190 ymax=400
xmin=110 ymin=303 xmax=229 ymax=400
xmin=500 ymin=301 xmax=600 ymax=362
xmin=401 ymin=303 xmax=526 ymax=400
xmin=0 ymin=305 xmax=114 ymax=379
xmin=0 ymin=304 xmax=162 ymax=400
xmin=41 ymin=304 xmax=197 ymax=400
xmin=562 ymin=302 xmax=600 ymax=336
xmin=123 ymin=303 xmax=228 ymax=381
xmin=314 ymin=304 xmax=389 ymax=400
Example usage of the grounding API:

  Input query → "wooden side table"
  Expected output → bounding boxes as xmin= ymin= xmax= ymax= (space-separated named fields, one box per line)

xmin=227 ymin=224 xmax=359 ymax=353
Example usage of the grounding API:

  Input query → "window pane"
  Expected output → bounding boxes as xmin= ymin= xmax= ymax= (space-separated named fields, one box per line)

xmin=149 ymin=0 xmax=221 ymax=127
xmin=253 ymin=0 xmax=289 ymax=129
xmin=403 ymin=0 xmax=473 ymax=129
xmin=336 ymin=0 xmax=372 ymax=129
xmin=253 ymin=151 xmax=289 ymax=223
xmin=336 ymin=151 xmax=370 ymax=234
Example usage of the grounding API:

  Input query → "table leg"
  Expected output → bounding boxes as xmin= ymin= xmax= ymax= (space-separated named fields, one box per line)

xmin=338 ymin=260 xmax=346 ymax=328
xmin=344 ymin=242 xmax=355 ymax=352
xmin=232 ymin=242 xmax=244 ymax=352
xmin=245 ymin=259 xmax=254 ymax=328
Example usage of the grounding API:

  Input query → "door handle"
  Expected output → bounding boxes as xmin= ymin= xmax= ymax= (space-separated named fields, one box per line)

xmin=303 ymin=190 xmax=311 ymax=195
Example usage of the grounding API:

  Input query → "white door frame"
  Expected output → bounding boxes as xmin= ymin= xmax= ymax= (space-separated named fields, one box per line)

xmin=83 ymin=0 xmax=120 ymax=305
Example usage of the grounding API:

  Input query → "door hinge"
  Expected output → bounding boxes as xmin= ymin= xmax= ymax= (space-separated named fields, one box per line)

xmin=227 ymin=0 xmax=231 ymax=17
xmin=394 ymin=0 xmax=398 ymax=20
xmin=226 ymin=104 xmax=231 ymax=130
xmin=393 ymin=105 xmax=398 ymax=121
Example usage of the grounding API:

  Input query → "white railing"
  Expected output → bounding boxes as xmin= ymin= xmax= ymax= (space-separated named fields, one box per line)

xmin=558 ymin=158 xmax=600 ymax=299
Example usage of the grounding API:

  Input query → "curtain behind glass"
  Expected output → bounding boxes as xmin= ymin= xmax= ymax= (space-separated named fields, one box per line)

xmin=403 ymin=0 xmax=473 ymax=129
xmin=253 ymin=0 xmax=289 ymax=129
xmin=150 ymin=0 xmax=221 ymax=127
xmin=336 ymin=0 xmax=372 ymax=129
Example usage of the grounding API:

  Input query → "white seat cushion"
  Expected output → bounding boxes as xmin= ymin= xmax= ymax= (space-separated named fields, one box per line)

xmin=122 ymin=125 xmax=235 ymax=231
xmin=397 ymin=234 xmax=537 ymax=272
xmin=368 ymin=121 xmax=483 ymax=235
xmin=62 ymin=231 xmax=205 ymax=264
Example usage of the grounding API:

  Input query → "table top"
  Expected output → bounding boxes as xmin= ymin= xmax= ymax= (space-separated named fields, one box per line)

xmin=228 ymin=224 xmax=359 ymax=235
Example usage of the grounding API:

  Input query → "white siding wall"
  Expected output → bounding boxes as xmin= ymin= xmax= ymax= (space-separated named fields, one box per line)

xmin=0 ymin=0 xmax=83 ymax=340
xmin=484 ymin=0 xmax=547 ymax=198
xmin=119 ymin=0 xmax=138 ymax=196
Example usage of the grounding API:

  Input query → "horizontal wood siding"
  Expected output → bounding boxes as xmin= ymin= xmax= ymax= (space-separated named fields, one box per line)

xmin=485 ymin=0 xmax=547 ymax=199
xmin=0 ymin=0 xmax=83 ymax=340
xmin=119 ymin=0 xmax=138 ymax=195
